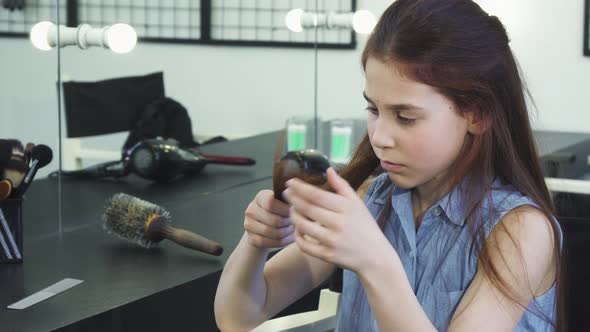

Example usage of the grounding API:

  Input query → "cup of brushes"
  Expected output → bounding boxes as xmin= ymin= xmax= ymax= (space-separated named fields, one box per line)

xmin=0 ymin=139 xmax=54 ymax=263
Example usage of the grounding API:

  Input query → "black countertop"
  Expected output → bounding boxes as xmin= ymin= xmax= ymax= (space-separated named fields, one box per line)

xmin=23 ymin=131 xmax=281 ymax=241
xmin=0 ymin=131 xmax=301 ymax=332
xmin=1 ymin=179 xmax=270 ymax=332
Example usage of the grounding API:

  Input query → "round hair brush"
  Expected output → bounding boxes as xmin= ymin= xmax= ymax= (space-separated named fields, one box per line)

xmin=103 ymin=193 xmax=224 ymax=256
xmin=273 ymin=149 xmax=331 ymax=202
xmin=271 ymin=130 xmax=331 ymax=202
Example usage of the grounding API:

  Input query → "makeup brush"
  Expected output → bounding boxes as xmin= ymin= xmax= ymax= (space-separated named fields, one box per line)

xmin=0 ymin=141 xmax=12 ymax=168
xmin=272 ymin=130 xmax=331 ymax=202
xmin=0 ymin=140 xmax=26 ymax=188
xmin=11 ymin=145 xmax=53 ymax=198
xmin=3 ymin=155 xmax=27 ymax=190
xmin=0 ymin=180 xmax=12 ymax=201
xmin=102 ymin=193 xmax=224 ymax=256
xmin=24 ymin=143 xmax=34 ymax=167
xmin=0 ymin=139 xmax=23 ymax=154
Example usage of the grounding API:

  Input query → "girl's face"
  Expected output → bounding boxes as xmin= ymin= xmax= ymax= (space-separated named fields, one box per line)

xmin=364 ymin=56 xmax=472 ymax=191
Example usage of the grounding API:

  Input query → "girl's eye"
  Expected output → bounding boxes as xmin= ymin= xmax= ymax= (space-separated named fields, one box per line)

xmin=366 ymin=106 xmax=417 ymax=124
xmin=397 ymin=115 xmax=416 ymax=124
xmin=365 ymin=107 xmax=378 ymax=115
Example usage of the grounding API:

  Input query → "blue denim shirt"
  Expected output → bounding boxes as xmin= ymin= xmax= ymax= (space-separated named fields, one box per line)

xmin=336 ymin=173 xmax=558 ymax=331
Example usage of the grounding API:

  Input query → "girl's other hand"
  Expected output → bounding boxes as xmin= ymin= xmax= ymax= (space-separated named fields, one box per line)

xmin=243 ymin=190 xmax=294 ymax=248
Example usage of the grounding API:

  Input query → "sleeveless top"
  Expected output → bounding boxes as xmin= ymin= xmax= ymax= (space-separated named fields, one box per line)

xmin=336 ymin=173 xmax=559 ymax=331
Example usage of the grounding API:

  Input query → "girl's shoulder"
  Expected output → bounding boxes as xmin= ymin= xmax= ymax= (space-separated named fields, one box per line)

xmin=486 ymin=178 xmax=536 ymax=211
xmin=479 ymin=179 xmax=561 ymax=242
xmin=360 ymin=173 xmax=393 ymax=205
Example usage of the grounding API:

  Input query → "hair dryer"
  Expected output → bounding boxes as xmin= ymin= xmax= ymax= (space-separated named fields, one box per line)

xmin=124 ymin=138 xmax=255 ymax=182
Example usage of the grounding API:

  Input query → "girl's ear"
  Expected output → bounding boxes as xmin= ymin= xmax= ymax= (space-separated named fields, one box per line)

xmin=465 ymin=110 xmax=491 ymax=135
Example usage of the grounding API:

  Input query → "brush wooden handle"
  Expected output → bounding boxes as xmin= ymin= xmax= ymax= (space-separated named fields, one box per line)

xmin=199 ymin=154 xmax=255 ymax=165
xmin=161 ymin=225 xmax=224 ymax=256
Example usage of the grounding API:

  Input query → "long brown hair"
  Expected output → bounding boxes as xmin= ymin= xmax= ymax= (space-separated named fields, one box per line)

xmin=336 ymin=0 xmax=565 ymax=330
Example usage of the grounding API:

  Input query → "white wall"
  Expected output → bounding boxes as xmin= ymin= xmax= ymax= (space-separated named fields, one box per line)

xmin=1 ymin=0 xmax=589 ymax=177
xmin=476 ymin=0 xmax=590 ymax=131
xmin=0 ymin=38 xmax=60 ymax=177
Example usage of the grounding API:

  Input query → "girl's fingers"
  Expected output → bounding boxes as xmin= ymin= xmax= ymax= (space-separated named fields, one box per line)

xmin=290 ymin=207 xmax=333 ymax=245
xmin=285 ymin=177 xmax=347 ymax=213
xmin=244 ymin=215 xmax=294 ymax=240
xmin=255 ymin=206 xmax=291 ymax=228
xmin=326 ymin=167 xmax=357 ymax=198
xmin=294 ymin=227 xmax=329 ymax=260
xmin=256 ymin=189 xmax=290 ymax=217
xmin=284 ymin=188 xmax=339 ymax=229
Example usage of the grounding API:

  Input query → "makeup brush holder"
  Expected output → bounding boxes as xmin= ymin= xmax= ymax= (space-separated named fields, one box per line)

xmin=0 ymin=198 xmax=23 ymax=263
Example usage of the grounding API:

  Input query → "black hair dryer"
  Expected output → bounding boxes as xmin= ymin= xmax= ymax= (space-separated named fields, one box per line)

xmin=124 ymin=138 xmax=255 ymax=182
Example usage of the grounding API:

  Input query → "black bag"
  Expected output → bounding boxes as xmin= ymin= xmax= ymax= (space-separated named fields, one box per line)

xmin=122 ymin=97 xmax=227 ymax=152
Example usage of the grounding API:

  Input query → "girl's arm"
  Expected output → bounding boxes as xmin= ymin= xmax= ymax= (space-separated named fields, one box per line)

xmin=447 ymin=205 xmax=556 ymax=331
xmin=358 ymin=205 xmax=556 ymax=332
xmin=214 ymin=188 xmax=337 ymax=332
xmin=214 ymin=235 xmax=336 ymax=331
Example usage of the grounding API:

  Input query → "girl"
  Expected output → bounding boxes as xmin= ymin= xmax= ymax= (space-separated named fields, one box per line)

xmin=214 ymin=0 xmax=564 ymax=331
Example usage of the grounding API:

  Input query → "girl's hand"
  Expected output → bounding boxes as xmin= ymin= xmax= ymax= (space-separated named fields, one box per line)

xmin=283 ymin=168 xmax=393 ymax=273
xmin=243 ymin=190 xmax=294 ymax=248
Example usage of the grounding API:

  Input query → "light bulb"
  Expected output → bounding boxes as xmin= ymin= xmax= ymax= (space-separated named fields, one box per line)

xmin=352 ymin=10 xmax=376 ymax=34
xmin=30 ymin=21 xmax=54 ymax=51
xmin=285 ymin=8 xmax=304 ymax=32
xmin=106 ymin=23 xmax=137 ymax=53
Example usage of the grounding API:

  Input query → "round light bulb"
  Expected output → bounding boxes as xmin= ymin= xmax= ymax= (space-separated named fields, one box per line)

xmin=30 ymin=21 xmax=54 ymax=51
xmin=352 ymin=10 xmax=376 ymax=34
xmin=285 ymin=8 xmax=304 ymax=32
xmin=106 ymin=23 xmax=137 ymax=53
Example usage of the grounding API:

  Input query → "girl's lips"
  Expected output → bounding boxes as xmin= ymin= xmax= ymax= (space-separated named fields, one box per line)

xmin=380 ymin=160 xmax=405 ymax=172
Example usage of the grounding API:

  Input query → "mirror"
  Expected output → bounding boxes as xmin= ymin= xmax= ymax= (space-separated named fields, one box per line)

xmin=55 ymin=1 xmax=330 ymax=231
xmin=0 ymin=0 xmax=61 ymax=241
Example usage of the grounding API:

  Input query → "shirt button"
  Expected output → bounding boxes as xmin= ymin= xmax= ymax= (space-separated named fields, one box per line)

xmin=432 ymin=207 xmax=442 ymax=216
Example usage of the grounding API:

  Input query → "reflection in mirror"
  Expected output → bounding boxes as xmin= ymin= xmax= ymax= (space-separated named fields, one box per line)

xmin=31 ymin=21 xmax=137 ymax=53
xmin=55 ymin=1 xmax=337 ymax=234
xmin=56 ymin=1 xmax=362 ymax=183
xmin=281 ymin=0 xmax=371 ymax=159
xmin=0 ymin=1 xmax=63 ymax=242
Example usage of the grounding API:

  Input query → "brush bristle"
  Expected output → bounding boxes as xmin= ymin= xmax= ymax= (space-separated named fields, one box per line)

xmin=102 ymin=193 xmax=171 ymax=248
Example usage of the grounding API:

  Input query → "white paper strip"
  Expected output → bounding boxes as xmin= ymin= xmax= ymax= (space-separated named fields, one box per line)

xmin=7 ymin=278 xmax=84 ymax=310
